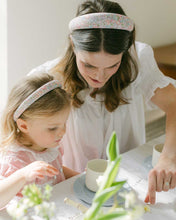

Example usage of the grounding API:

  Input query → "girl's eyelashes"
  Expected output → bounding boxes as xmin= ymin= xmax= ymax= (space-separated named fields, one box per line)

xmin=48 ymin=127 xmax=58 ymax=131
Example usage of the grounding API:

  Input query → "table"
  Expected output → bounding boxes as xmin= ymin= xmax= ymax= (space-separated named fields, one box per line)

xmin=1 ymin=135 xmax=176 ymax=220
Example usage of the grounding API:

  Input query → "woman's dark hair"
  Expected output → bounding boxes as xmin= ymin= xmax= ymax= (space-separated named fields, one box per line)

xmin=51 ymin=0 xmax=138 ymax=112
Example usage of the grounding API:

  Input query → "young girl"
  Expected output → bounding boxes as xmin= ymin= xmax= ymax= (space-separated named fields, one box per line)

xmin=0 ymin=73 xmax=78 ymax=209
xmin=29 ymin=0 xmax=176 ymax=204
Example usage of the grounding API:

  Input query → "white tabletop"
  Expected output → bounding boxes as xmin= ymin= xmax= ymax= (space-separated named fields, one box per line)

xmin=1 ymin=134 xmax=176 ymax=220
xmin=119 ymin=135 xmax=176 ymax=220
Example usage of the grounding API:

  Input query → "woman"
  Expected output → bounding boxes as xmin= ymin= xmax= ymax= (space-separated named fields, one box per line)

xmin=29 ymin=0 xmax=176 ymax=204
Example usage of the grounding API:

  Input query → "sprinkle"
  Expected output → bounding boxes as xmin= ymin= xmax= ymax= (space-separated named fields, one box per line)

xmin=144 ymin=205 xmax=150 ymax=213
xmin=64 ymin=197 xmax=88 ymax=213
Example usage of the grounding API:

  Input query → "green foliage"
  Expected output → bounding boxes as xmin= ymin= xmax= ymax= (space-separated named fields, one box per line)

xmin=84 ymin=131 xmax=127 ymax=220
xmin=106 ymin=132 xmax=119 ymax=161
xmin=95 ymin=210 xmax=127 ymax=220
xmin=7 ymin=184 xmax=55 ymax=220
xmin=7 ymin=131 xmax=144 ymax=220
xmin=83 ymin=131 xmax=144 ymax=220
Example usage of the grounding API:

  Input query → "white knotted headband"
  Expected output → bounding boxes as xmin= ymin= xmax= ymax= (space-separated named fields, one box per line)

xmin=13 ymin=80 xmax=61 ymax=121
xmin=69 ymin=13 xmax=134 ymax=32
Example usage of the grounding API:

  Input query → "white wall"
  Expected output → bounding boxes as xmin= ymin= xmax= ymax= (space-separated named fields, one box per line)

xmin=7 ymin=0 xmax=82 ymax=91
xmin=4 ymin=0 xmax=176 ymax=94
xmin=117 ymin=0 xmax=176 ymax=47
xmin=0 ymin=0 xmax=7 ymax=113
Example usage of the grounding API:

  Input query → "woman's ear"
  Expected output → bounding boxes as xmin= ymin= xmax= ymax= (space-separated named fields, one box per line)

xmin=16 ymin=118 xmax=29 ymax=134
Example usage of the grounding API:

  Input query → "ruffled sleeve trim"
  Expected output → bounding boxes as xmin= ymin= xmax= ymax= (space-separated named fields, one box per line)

xmin=145 ymin=76 xmax=175 ymax=109
xmin=134 ymin=42 xmax=176 ymax=109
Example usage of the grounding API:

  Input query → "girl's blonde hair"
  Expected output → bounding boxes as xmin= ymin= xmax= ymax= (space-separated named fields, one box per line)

xmin=0 ymin=73 xmax=71 ymax=148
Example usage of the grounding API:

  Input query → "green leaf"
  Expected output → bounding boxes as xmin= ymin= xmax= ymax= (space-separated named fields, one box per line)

xmin=94 ymin=181 xmax=126 ymax=205
xmin=22 ymin=184 xmax=43 ymax=205
xmin=95 ymin=210 xmax=127 ymax=220
xmin=106 ymin=132 xmax=119 ymax=162
xmin=111 ymin=181 xmax=127 ymax=187
xmin=85 ymin=158 xmax=123 ymax=219
xmin=43 ymin=184 xmax=53 ymax=200
xmin=96 ymin=156 xmax=121 ymax=192
xmin=84 ymin=132 xmax=127 ymax=220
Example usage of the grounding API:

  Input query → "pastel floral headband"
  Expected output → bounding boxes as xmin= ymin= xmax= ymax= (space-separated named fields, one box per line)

xmin=13 ymin=80 xmax=61 ymax=121
xmin=69 ymin=13 xmax=134 ymax=32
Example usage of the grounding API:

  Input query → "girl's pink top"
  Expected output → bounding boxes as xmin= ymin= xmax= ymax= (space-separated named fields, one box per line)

xmin=0 ymin=143 xmax=65 ymax=194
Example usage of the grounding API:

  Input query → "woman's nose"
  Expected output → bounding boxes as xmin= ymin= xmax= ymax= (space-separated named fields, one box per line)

xmin=95 ymin=69 xmax=104 ymax=81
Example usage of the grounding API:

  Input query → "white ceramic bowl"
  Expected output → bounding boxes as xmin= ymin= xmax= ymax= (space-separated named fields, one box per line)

xmin=152 ymin=143 xmax=164 ymax=167
xmin=85 ymin=159 xmax=107 ymax=192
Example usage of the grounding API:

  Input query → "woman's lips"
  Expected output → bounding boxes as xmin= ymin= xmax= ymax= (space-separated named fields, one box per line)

xmin=89 ymin=77 xmax=102 ymax=84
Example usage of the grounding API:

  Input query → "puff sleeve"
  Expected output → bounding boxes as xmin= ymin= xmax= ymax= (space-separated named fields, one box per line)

xmin=0 ymin=151 xmax=28 ymax=180
xmin=134 ymin=42 xmax=176 ymax=109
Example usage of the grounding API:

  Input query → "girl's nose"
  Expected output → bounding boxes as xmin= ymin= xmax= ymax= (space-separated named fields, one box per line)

xmin=58 ymin=124 xmax=66 ymax=137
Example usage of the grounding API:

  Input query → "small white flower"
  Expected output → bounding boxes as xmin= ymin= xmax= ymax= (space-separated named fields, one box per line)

xmin=119 ymin=191 xmax=137 ymax=209
xmin=7 ymin=184 xmax=56 ymax=220
xmin=129 ymin=205 xmax=144 ymax=220
xmin=96 ymin=175 xmax=104 ymax=187
xmin=7 ymin=202 xmax=28 ymax=219
xmin=6 ymin=202 xmax=18 ymax=215
xmin=34 ymin=201 xmax=56 ymax=218
xmin=32 ymin=216 xmax=44 ymax=220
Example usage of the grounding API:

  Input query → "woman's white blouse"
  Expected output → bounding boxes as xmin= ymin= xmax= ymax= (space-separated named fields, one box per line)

xmin=29 ymin=42 xmax=175 ymax=172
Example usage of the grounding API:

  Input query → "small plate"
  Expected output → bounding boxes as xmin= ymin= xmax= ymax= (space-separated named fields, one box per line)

xmin=73 ymin=174 xmax=131 ymax=207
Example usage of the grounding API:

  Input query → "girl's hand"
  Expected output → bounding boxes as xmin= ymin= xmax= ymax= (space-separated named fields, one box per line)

xmin=19 ymin=161 xmax=59 ymax=182
xmin=145 ymin=152 xmax=176 ymax=204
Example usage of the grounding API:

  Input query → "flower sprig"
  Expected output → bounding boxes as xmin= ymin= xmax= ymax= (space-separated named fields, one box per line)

xmin=83 ymin=131 xmax=144 ymax=220
xmin=6 ymin=184 xmax=55 ymax=220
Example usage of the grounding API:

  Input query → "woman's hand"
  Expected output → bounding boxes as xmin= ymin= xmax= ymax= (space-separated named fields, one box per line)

xmin=145 ymin=152 xmax=176 ymax=204
xmin=148 ymin=83 xmax=176 ymax=204
xmin=19 ymin=161 xmax=59 ymax=182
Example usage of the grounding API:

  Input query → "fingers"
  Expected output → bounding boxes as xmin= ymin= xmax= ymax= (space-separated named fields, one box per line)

xmin=170 ymin=173 xmax=176 ymax=189
xmin=24 ymin=161 xmax=59 ymax=182
xmin=41 ymin=163 xmax=59 ymax=174
xmin=144 ymin=193 xmax=149 ymax=203
xmin=145 ymin=168 xmax=176 ymax=204
xmin=156 ymin=170 xmax=164 ymax=192
xmin=35 ymin=163 xmax=59 ymax=177
xmin=34 ymin=172 xmax=45 ymax=179
xmin=156 ymin=170 xmax=172 ymax=192
xmin=163 ymin=172 xmax=172 ymax=191
xmin=147 ymin=169 xmax=157 ymax=204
